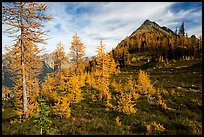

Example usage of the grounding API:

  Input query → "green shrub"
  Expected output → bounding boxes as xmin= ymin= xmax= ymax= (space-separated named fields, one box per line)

xmin=31 ymin=96 xmax=53 ymax=135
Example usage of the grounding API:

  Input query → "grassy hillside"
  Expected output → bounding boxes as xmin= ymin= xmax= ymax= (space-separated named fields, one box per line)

xmin=2 ymin=59 xmax=202 ymax=135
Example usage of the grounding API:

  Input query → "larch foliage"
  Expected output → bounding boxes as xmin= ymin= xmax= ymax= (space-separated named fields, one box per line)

xmin=115 ymin=116 xmax=122 ymax=126
xmin=143 ymin=121 xmax=165 ymax=135
xmin=137 ymin=70 xmax=167 ymax=109
xmin=85 ymin=72 xmax=98 ymax=103
xmin=2 ymin=86 xmax=11 ymax=98
xmin=86 ymin=72 xmax=96 ymax=90
xmin=111 ymin=79 xmax=121 ymax=93
xmin=68 ymin=75 xmax=83 ymax=103
xmin=2 ymin=2 xmax=51 ymax=118
xmin=125 ymin=52 xmax=131 ymax=65
xmin=52 ymin=42 xmax=68 ymax=88
xmin=155 ymin=87 xmax=167 ymax=110
xmin=69 ymin=33 xmax=86 ymax=75
xmin=41 ymin=70 xmax=73 ymax=118
xmin=6 ymin=41 xmax=43 ymax=119
xmin=124 ymin=75 xmax=140 ymax=101
xmin=42 ymin=73 xmax=58 ymax=104
xmin=109 ymin=55 xmax=120 ymax=75
xmin=60 ymin=68 xmax=72 ymax=93
xmin=41 ymin=74 xmax=72 ymax=119
xmin=137 ymin=70 xmax=156 ymax=104
xmin=116 ymin=91 xmax=136 ymax=115
xmin=94 ymin=40 xmax=119 ymax=106
xmin=26 ymin=77 xmax=41 ymax=118
xmin=131 ymin=57 xmax=137 ymax=63
xmin=60 ymin=69 xmax=84 ymax=104
xmin=53 ymin=96 xmax=71 ymax=119
xmin=2 ymin=86 xmax=12 ymax=109
xmin=77 ymin=73 xmax=86 ymax=88
xmin=112 ymin=75 xmax=140 ymax=115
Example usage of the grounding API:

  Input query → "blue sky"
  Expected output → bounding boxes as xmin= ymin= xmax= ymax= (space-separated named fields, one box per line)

xmin=2 ymin=2 xmax=202 ymax=56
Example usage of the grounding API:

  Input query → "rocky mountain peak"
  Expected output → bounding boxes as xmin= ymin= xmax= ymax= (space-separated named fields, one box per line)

xmin=130 ymin=19 xmax=175 ymax=37
xmin=143 ymin=19 xmax=156 ymax=26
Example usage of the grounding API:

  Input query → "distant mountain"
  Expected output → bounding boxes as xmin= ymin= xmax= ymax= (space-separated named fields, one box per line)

xmin=40 ymin=53 xmax=54 ymax=69
xmin=2 ymin=52 xmax=96 ymax=88
xmin=130 ymin=19 xmax=175 ymax=37
xmin=84 ymin=56 xmax=96 ymax=61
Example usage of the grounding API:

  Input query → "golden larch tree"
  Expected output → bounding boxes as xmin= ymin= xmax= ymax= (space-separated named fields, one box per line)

xmin=69 ymin=33 xmax=86 ymax=75
xmin=95 ymin=40 xmax=110 ymax=102
xmin=52 ymin=42 xmax=68 ymax=88
xmin=137 ymin=70 xmax=156 ymax=104
xmin=2 ymin=2 xmax=51 ymax=118
xmin=94 ymin=40 xmax=119 ymax=106
xmin=112 ymin=75 xmax=140 ymax=115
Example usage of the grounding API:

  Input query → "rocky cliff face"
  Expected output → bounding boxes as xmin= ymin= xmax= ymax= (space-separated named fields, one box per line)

xmin=40 ymin=53 xmax=54 ymax=69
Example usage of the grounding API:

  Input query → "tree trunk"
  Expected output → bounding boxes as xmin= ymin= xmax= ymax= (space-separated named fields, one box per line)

xmin=102 ymin=53 xmax=105 ymax=101
xmin=22 ymin=52 xmax=28 ymax=117
xmin=20 ymin=3 xmax=28 ymax=117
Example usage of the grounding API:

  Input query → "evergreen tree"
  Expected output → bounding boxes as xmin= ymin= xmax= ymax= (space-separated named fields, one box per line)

xmin=175 ymin=27 xmax=178 ymax=36
xmin=178 ymin=22 xmax=185 ymax=37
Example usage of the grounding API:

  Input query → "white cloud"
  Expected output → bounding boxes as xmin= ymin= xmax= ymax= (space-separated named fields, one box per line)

xmin=2 ymin=2 xmax=202 ymax=56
